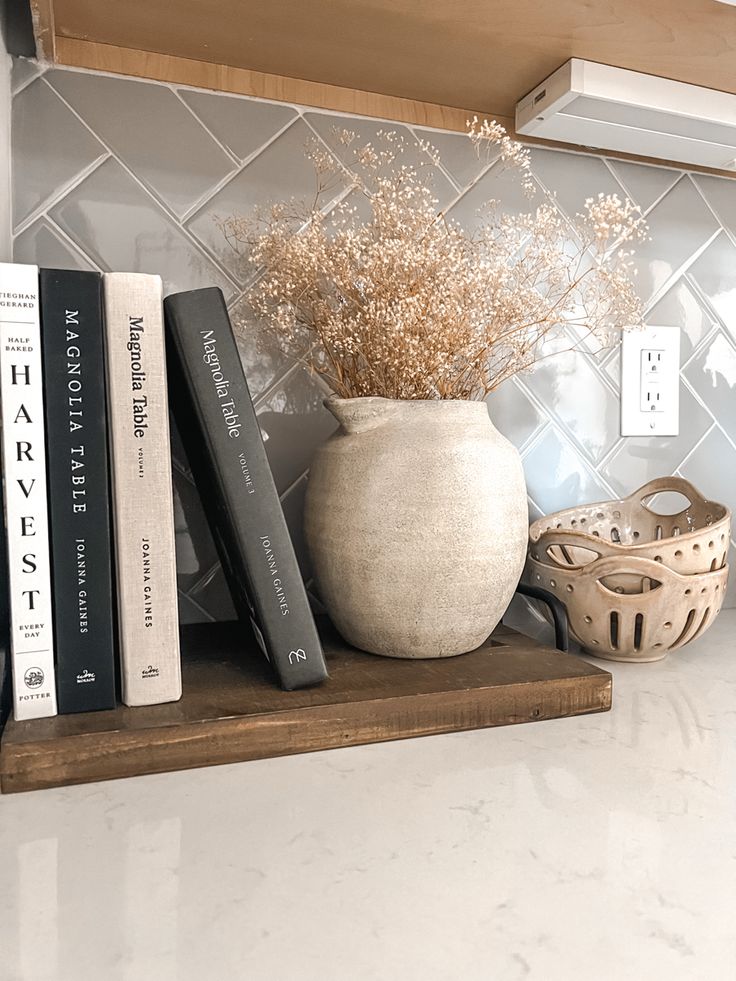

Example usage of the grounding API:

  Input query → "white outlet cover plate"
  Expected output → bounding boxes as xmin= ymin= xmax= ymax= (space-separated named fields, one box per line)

xmin=620 ymin=324 xmax=681 ymax=436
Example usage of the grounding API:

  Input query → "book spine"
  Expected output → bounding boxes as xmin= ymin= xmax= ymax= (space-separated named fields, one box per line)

xmin=0 ymin=471 xmax=11 ymax=733
xmin=103 ymin=273 xmax=181 ymax=706
xmin=164 ymin=287 xmax=327 ymax=690
xmin=40 ymin=269 xmax=117 ymax=713
xmin=0 ymin=262 xmax=58 ymax=720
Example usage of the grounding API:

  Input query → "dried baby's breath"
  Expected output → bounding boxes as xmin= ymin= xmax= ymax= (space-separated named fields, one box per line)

xmin=219 ymin=121 xmax=647 ymax=400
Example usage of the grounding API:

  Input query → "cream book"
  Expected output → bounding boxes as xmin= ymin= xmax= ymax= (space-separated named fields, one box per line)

xmin=103 ymin=273 xmax=181 ymax=705
xmin=0 ymin=262 xmax=58 ymax=719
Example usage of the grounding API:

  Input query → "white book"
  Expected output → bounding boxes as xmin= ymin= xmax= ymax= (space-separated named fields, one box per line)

xmin=103 ymin=273 xmax=181 ymax=705
xmin=0 ymin=262 xmax=58 ymax=720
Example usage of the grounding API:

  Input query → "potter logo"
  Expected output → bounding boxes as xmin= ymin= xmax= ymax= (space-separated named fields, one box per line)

xmin=24 ymin=666 xmax=44 ymax=689
xmin=76 ymin=668 xmax=96 ymax=684
xmin=142 ymin=664 xmax=159 ymax=679
xmin=288 ymin=649 xmax=307 ymax=664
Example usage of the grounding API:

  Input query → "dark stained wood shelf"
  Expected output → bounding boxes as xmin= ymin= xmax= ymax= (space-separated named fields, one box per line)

xmin=0 ymin=620 xmax=612 ymax=794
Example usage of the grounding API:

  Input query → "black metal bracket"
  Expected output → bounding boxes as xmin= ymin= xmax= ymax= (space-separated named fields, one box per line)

xmin=514 ymin=581 xmax=570 ymax=653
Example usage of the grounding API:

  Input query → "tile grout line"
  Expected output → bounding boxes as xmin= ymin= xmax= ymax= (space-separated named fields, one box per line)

xmin=179 ymin=113 xmax=303 ymax=225
xmin=41 ymin=76 xmax=244 ymax=293
xmin=171 ymin=88 xmax=242 ymax=167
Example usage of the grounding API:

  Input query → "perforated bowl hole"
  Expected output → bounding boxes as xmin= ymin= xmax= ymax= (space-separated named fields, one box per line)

xmin=566 ymin=584 xmax=574 ymax=593
xmin=596 ymin=512 xmax=604 ymax=520
xmin=685 ymin=588 xmax=692 ymax=596
xmin=693 ymin=544 xmax=701 ymax=552
xmin=674 ymin=550 xmax=683 ymax=558
xmin=709 ymin=540 xmax=715 ymax=548
xmin=664 ymin=621 xmax=672 ymax=629
xmin=584 ymin=615 xmax=592 ymax=624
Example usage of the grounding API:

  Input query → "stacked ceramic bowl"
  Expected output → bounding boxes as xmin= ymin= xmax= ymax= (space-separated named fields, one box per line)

xmin=525 ymin=477 xmax=731 ymax=662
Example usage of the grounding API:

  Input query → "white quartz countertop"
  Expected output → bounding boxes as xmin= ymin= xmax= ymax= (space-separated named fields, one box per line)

xmin=1 ymin=610 xmax=735 ymax=981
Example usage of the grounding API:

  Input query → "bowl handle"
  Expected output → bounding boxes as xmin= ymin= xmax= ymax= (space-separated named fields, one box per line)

xmin=629 ymin=476 xmax=708 ymax=514
xmin=529 ymin=529 xmax=616 ymax=566
xmin=575 ymin=555 xmax=677 ymax=593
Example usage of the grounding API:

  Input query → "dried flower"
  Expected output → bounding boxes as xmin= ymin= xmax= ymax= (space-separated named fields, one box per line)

xmin=219 ymin=120 xmax=647 ymax=400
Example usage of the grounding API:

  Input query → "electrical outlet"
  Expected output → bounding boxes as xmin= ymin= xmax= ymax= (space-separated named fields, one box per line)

xmin=621 ymin=325 xmax=680 ymax=436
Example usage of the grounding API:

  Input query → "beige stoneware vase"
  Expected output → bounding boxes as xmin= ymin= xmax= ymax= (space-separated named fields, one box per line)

xmin=304 ymin=397 xmax=529 ymax=659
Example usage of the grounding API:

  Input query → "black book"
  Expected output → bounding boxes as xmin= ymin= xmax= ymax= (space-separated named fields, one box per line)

xmin=40 ymin=268 xmax=117 ymax=713
xmin=164 ymin=287 xmax=328 ymax=690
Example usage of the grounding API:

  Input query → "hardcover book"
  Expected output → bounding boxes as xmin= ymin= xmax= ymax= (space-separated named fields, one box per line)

xmin=0 ymin=471 xmax=11 ymax=733
xmin=164 ymin=287 xmax=328 ymax=690
xmin=103 ymin=272 xmax=181 ymax=706
xmin=0 ymin=262 xmax=58 ymax=720
xmin=40 ymin=269 xmax=117 ymax=713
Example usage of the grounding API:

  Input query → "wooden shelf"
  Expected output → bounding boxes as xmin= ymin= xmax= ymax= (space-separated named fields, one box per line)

xmin=0 ymin=621 xmax=611 ymax=794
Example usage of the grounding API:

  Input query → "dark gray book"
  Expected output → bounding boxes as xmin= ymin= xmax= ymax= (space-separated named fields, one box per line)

xmin=40 ymin=269 xmax=117 ymax=713
xmin=164 ymin=287 xmax=327 ymax=690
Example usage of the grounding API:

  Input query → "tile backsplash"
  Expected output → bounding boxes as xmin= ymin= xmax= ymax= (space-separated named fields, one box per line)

xmin=10 ymin=59 xmax=736 ymax=626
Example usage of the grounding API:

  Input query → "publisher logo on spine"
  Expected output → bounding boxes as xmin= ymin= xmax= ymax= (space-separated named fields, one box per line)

xmin=24 ymin=666 xmax=44 ymax=689
xmin=142 ymin=664 xmax=159 ymax=679
xmin=76 ymin=668 xmax=96 ymax=684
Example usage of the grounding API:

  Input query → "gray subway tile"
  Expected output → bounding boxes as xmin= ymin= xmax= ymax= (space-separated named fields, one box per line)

xmin=228 ymin=293 xmax=301 ymax=401
xmin=447 ymin=157 xmax=539 ymax=228
xmin=186 ymin=118 xmax=346 ymax=284
xmin=413 ymin=127 xmax=489 ymax=189
xmin=12 ymin=78 xmax=105 ymax=228
xmin=523 ymin=342 xmax=620 ymax=464
xmin=50 ymin=157 xmax=236 ymax=298
xmin=47 ymin=69 xmax=236 ymax=218
xmin=189 ymin=565 xmax=238 ymax=621
xmin=633 ymin=176 xmax=719 ymax=304
xmin=683 ymin=330 xmax=736 ymax=444
xmin=679 ymin=425 xmax=736 ymax=522
xmin=486 ymin=378 xmax=545 ymax=451
xmin=530 ymin=148 xmax=625 ymax=221
xmin=522 ymin=426 xmax=612 ymax=516
xmin=179 ymin=89 xmax=297 ymax=161
xmin=305 ymin=112 xmax=457 ymax=209
xmin=256 ymin=367 xmax=338 ymax=494
xmin=13 ymin=217 xmax=96 ymax=271
xmin=607 ymin=159 xmax=680 ymax=213
xmin=692 ymin=173 xmax=736 ymax=236
xmin=646 ymin=277 xmax=715 ymax=357
xmin=688 ymin=233 xmax=736 ymax=342
xmin=11 ymin=57 xmax=43 ymax=93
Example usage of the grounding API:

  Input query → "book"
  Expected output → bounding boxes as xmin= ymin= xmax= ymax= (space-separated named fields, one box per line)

xmin=0 ymin=262 xmax=58 ymax=720
xmin=40 ymin=269 xmax=117 ymax=713
xmin=0 ymin=471 xmax=11 ymax=733
xmin=163 ymin=287 xmax=328 ymax=690
xmin=103 ymin=272 xmax=181 ymax=706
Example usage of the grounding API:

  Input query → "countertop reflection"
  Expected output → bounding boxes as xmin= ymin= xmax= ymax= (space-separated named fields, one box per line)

xmin=1 ymin=611 xmax=735 ymax=981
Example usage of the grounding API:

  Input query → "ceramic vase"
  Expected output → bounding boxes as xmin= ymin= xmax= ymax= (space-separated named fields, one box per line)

xmin=304 ymin=397 xmax=529 ymax=658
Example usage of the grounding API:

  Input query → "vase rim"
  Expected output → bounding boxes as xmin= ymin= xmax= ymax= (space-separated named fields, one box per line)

xmin=326 ymin=395 xmax=487 ymax=411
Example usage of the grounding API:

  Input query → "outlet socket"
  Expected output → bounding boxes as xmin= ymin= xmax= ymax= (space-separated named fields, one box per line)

xmin=621 ymin=325 xmax=680 ymax=436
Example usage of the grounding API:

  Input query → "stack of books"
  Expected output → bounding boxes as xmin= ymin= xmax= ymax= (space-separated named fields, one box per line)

xmin=0 ymin=263 xmax=327 ymax=722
